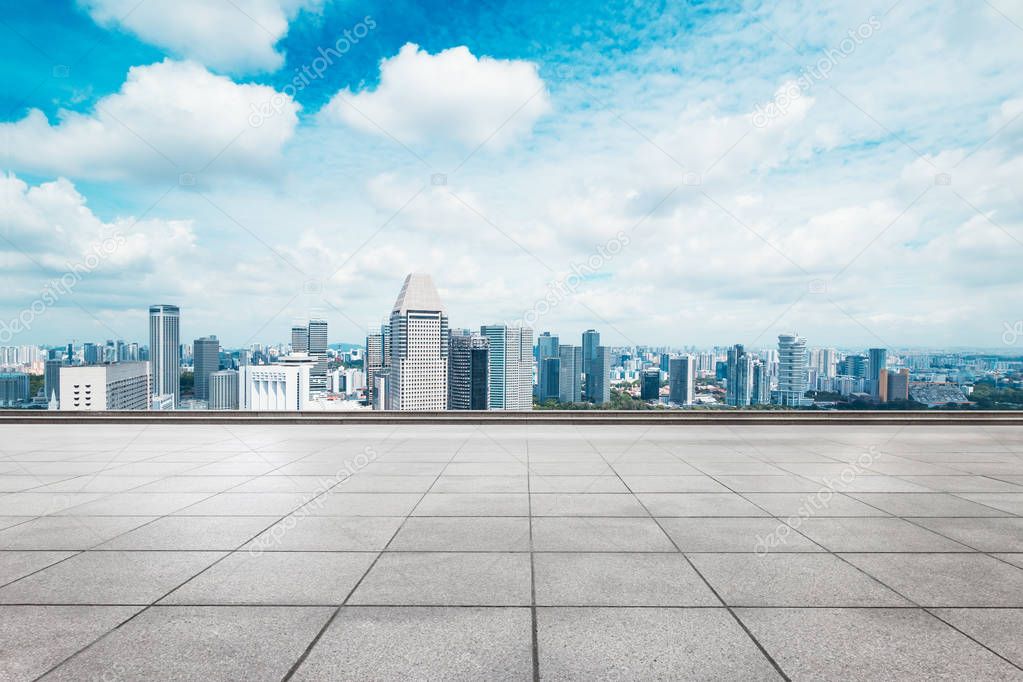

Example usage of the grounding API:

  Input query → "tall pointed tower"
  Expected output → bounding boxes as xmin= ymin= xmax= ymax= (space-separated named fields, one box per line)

xmin=385 ymin=274 xmax=448 ymax=410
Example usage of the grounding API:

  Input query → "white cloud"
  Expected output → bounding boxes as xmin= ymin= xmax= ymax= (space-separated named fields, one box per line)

xmin=1 ymin=60 xmax=299 ymax=183
xmin=320 ymin=43 xmax=550 ymax=149
xmin=79 ymin=0 xmax=320 ymax=74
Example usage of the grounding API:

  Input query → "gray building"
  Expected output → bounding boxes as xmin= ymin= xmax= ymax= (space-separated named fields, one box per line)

xmin=209 ymin=369 xmax=239 ymax=410
xmin=586 ymin=345 xmax=612 ymax=405
xmin=0 ymin=372 xmax=30 ymax=406
xmin=668 ymin=355 xmax=694 ymax=406
xmin=726 ymin=344 xmax=753 ymax=407
xmin=149 ymin=304 xmax=180 ymax=407
xmin=752 ymin=361 xmax=770 ymax=405
xmin=44 ymin=357 xmax=63 ymax=403
xmin=193 ymin=335 xmax=220 ymax=401
xmin=558 ymin=345 xmax=582 ymax=403
xmin=291 ymin=325 xmax=308 ymax=353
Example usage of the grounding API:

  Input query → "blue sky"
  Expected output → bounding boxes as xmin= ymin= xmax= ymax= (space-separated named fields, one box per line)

xmin=2 ymin=1 xmax=1022 ymax=349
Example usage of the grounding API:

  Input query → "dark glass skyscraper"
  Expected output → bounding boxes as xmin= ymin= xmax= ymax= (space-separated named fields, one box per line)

xmin=193 ymin=335 xmax=220 ymax=401
xmin=536 ymin=332 xmax=560 ymax=400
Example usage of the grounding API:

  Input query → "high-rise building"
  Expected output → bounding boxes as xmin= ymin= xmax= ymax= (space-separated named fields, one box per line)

xmin=365 ymin=330 xmax=384 ymax=406
xmin=841 ymin=354 xmax=868 ymax=379
xmin=290 ymin=325 xmax=308 ymax=353
xmin=776 ymin=333 xmax=809 ymax=407
xmin=558 ymin=345 xmax=583 ymax=403
xmin=751 ymin=361 xmax=771 ymax=405
xmin=59 ymin=363 xmax=150 ymax=411
xmin=44 ymin=357 xmax=63 ymax=404
xmin=886 ymin=368 xmax=910 ymax=402
xmin=536 ymin=332 xmax=560 ymax=400
xmin=307 ymin=319 xmax=328 ymax=394
xmin=539 ymin=357 xmax=560 ymax=402
xmin=581 ymin=329 xmax=600 ymax=401
xmin=481 ymin=325 xmax=533 ymax=410
xmin=239 ymin=359 xmax=310 ymax=411
xmin=193 ymin=335 xmax=220 ymax=401
xmin=149 ymin=304 xmax=180 ymax=407
xmin=386 ymin=274 xmax=449 ymax=411
xmin=82 ymin=343 xmax=99 ymax=365
xmin=726 ymin=344 xmax=753 ymax=407
xmin=641 ymin=368 xmax=660 ymax=401
xmin=209 ymin=369 xmax=239 ymax=410
xmin=448 ymin=331 xmax=489 ymax=410
xmin=586 ymin=345 xmax=612 ymax=405
xmin=869 ymin=348 xmax=888 ymax=400
xmin=668 ymin=355 xmax=695 ymax=406
xmin=0 ymin=372 xmax=30 ymax=406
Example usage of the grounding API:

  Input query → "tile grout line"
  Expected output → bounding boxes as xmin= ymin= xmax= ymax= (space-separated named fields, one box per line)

xmin=578 ymin=428 xmax=794 ymax=681
xmin=280 ymin=427 xmax=469 ymax=681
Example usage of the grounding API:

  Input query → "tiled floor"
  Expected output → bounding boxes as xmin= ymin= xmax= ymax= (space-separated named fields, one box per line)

xmin=0 ymin=423 xmax=1022 ymax=680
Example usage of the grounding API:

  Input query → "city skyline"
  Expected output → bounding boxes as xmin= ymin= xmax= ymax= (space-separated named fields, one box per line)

xmin=3 ymin=4 xmax=1022 ymax=348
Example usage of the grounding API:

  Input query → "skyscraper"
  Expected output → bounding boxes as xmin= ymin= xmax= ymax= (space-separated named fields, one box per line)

xmin=641 ymin=368 xmax=660 ymax=401
xmin=751 ymin=361 xmax=771 ymax=405
xmin=776 ymin=333 xmax=809 ymax=407
xmin=209 ymin=369 xmax=239 ymax=410
xmin=868 ymin=347 xmax=888 ymax=400
xmin=44 ymin=357 xmax=63 ymax=404
xmin=291 ymin=325 xmax=308 ymax=353
xmin=82 ymin=343 xmax=99 ymax=365
xmin=193 ymin=335 xmax=220 ymax=401
xmin=536 ymin=332 xmax=560 ymax=401
xmin=587 ymin=345 xmax=612 ymax=405
xmin=668 ymin=355 xmax=695 ymax=406
xmin=149 ymin=304 xmax=180 ymax=407
xmin=581 ymin=329 xmax=600 ymax=401
xmin=558 ymin=345 xmax=583 ymax=403
xmin=448 ymin=331 xmax=489 ymax=410
xmin=386 ymin=274 xmax=448 ymax=411
xmin=726 ymin=344 xmax=753 ymax=407
xmin=307 ymin=319 xmax=328 ymax=394
xmin=481 ymin=325 xmax=533 ymax=410
xmin=365 ymin=330 xmax=384 ymax=405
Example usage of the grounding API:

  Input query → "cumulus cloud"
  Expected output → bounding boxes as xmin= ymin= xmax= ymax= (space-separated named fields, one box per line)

xmin=79 ymin=0 xmax=320 ymax=74
xmin=1 ymin=60 xmax=299 ymax=183
xmin=320 ymin=43 xmax=550 ymax=149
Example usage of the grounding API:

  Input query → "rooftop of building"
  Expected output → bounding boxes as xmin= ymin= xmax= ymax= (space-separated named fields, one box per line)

xmin=0 ymin=420 xmax=1021 ymax=679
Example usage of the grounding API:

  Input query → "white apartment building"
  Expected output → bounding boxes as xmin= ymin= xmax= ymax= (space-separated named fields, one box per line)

xmin=385 ymin=274 xmax=448 ymax=411
xmin=209 ymin=369 xmax=239 ymax=410
xmin=59 ymin=362 xmax=151 ymax=411
xmin=480 ymin=325 xmax=534 ymax=411
xmin=239 ymin=360 xmax=310 ymax=410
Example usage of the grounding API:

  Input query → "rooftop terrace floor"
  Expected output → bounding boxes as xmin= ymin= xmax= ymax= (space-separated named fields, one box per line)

xmin=1 ymin=423 xmax=1022 ymax=680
